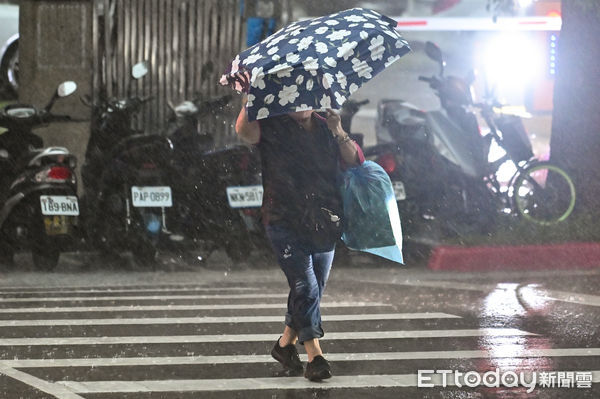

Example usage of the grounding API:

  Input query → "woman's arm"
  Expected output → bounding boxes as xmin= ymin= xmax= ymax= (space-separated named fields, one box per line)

xmin=235 ymin=96 xmax=260 ymax=144
xmin=325 ymin=109 xmax=363 ymax=167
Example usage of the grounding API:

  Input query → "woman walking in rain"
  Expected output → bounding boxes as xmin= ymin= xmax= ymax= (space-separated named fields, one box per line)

xmin=235 ymin=98 xmax=363 ymax=381
xmin=221 ymin=6 xmax=409 ymax=382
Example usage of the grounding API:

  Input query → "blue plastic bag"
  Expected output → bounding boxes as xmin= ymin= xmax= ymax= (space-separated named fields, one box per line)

xmin=340 ymin=161 xmax=403 ymax=264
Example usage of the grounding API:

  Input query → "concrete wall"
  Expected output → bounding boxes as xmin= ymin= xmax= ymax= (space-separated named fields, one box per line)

xmin=19 ymin=0 xmax=93 ymax=194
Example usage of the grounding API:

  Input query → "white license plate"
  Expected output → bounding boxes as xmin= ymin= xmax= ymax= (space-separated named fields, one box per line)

xmin=131 ymin=186 xmax=172 ymax=207
xmin=226 ymin=185 xmax=263 ymax=208
xmin=392 ymin=181 xmax=407 ymax=201
xmin=40 ymin=195 xmax=80 ymax=216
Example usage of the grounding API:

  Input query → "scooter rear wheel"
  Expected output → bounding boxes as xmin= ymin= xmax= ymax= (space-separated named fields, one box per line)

xmin=512 ymin=161 xmax=576 ymax=225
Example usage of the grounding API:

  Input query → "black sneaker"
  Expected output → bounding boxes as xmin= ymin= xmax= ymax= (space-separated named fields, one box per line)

xmin=304 ymin=355 xmax=332 ymax=381
xmin=271 ymin=337 xmax=303 ymax=373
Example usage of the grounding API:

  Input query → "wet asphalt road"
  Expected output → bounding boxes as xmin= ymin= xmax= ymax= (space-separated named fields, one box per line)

xmin=0 ymin=251 xmax=598 ymax=398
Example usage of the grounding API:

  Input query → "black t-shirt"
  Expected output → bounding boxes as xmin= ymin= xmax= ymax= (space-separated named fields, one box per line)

xmin=258 ymin=113 xmax=343 ymax=234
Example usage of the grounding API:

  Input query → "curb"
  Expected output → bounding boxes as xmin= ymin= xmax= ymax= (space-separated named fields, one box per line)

xmin=427 ymin=242 xmax=600 ymax=271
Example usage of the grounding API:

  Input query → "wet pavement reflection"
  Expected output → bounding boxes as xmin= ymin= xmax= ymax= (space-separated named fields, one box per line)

xmin=0 ymin=257 xmax=597 ymax=398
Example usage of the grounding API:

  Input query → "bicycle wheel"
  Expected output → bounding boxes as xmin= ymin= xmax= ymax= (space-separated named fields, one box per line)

xmin=512 ymin=161 xmax=576 ymax=225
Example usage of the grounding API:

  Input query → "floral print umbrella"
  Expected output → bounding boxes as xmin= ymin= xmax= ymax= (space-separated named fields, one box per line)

xmin=219 ymin=8 xmax=410 ymax=121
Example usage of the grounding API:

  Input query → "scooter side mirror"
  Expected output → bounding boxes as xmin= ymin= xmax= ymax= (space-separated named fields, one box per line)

xmin=57 ymin=81 xmax=77 ymax=97
xmin=425 ymin=41 xmax=445 ymax=76
xmin=132 ymin=62 xmax=149 ymax=79
xmin=425 ymin=41 xmax=443 ymax=63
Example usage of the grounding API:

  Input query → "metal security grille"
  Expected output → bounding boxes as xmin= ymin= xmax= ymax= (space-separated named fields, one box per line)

xmin=92 ymin=0 xmax=243 ymax=144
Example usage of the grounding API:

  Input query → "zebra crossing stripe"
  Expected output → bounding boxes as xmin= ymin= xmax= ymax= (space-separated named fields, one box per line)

xmin=2 ymin=348 xmax=599 ymax=368
xmin=0 ymin=301 xmax=390 ymax=314
xmin=402 ymin=280 xmax=600 ymax=308
xmin=0 ymin=313 xmax=461 ymax=327
xmin=0 ymin=329 xmax=536 ymax=346
xmin=0 ymin=287 xmax=261 ymax=295
xmin=542 ymin=290 xmax=600 ymax=307
xmin=0 ymin=293 xmax=289 ymax=303
xmin=0 ymin=365 xmax=85 ymax=399
xmin=56 ymin=371 xmax=600 ymax=393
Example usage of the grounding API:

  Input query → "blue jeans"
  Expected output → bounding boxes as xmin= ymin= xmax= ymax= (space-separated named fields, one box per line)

xmin=266 ymin=224 xmax=335 ymax=344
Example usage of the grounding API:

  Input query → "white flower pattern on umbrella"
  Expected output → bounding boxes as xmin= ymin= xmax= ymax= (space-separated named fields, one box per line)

xmin=297 ymin=36 xmax=314 ymax=51
xmin=296 ymin=104 xmax=312 ymax=111
xmin=345 ymin=15 xmax=367 ymax=22
xmin=324 ymin=57 xmax=337 ymax=68
xmin=303 ymin=57 xmax=319 ymax=76
xmin=337 ymin=41 xmax=358 ymax=60
xmin=264 ymin=94 xmax=275 ymax=104
xmin=315 ymin=42 xmax=328 ymax=54
xmin=320 ymin=94 xmax=332 ymax=108
xmin=352 ymin=58 xmax=373 ymax=79
xmin=278 ymin=85 xmax=300 ymax=106
xmin=220 ymin=7 xmax=410 ymax=121
xmin=251 ymin=67 xmax=266 ymax=89
xmin=243 ymin=53 xmax=263 ymax=65
xmin=385 ymin=55 xmax=401 ymax=67
xmin=268 ymin=63 xmax=293 ymax=78
xmin=322 ymin=73 xmax=334 ymax=90
xmin=246 ymin=94 xmax=255 ymax=107
xmin=369 ymin=35 xmax=385 ymax=61
xmin=327 ymin=29 xmax=352 ymax=41
xmin=336 ymin=71 xmax=347 ymax=89
xmin=257 ymin=107 xmax=270 ymax=119
xmin=286 ymin=53 xmax=300 ymax=64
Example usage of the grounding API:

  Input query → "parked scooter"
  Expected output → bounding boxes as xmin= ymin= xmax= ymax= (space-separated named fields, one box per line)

xmin=0 ymin=81 xmax=80 ymax=270
xmin=165 ymin=95 xmax=265 ymax=261
xmin=365 ymin=42 xmax=500 ymax=243
xmin=81 ymin=62 xmax=174 ymax=266
xmin=366 ymin=41 xmax=576 ymax=245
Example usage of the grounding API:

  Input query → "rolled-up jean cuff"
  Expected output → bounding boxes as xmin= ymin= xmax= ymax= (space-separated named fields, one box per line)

xmin=284 ymin=314 xmax=323 ymax=344
xmin=297 ymin=324 xmax=324 ymax=344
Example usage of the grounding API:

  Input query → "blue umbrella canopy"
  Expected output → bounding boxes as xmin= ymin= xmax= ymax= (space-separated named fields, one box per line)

xmin=220 ymin=8 xmax=411 ymax=121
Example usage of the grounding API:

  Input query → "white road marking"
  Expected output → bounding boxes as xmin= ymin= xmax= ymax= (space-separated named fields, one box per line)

xmin=0 ymin=293 xmax=289 ymax=303
xmin=403 ymin=280 xmax=600 ymax=308
xmin=3 ymin=347 xmax=599 ymax=368
xmin=0 ymin=365 xmax=84 ymax=399
xmin=0 ymin=313 xmax=460 ymax=327
xmin=0 ymin=301 xmax=390 ymax=314
xmin=57 ymin=371 xmax=600 ymax=393
xmin=0 ymin=287 xmax=261 ymax=295
xmin=0 ymin=329 xmax=535 ymax=346
xmin=541 ymin=290 xmax=600 ymax=307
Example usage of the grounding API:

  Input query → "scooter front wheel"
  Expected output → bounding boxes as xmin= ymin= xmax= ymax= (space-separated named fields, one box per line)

xmin=512 ymin=161 xmax=576 ymax=225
